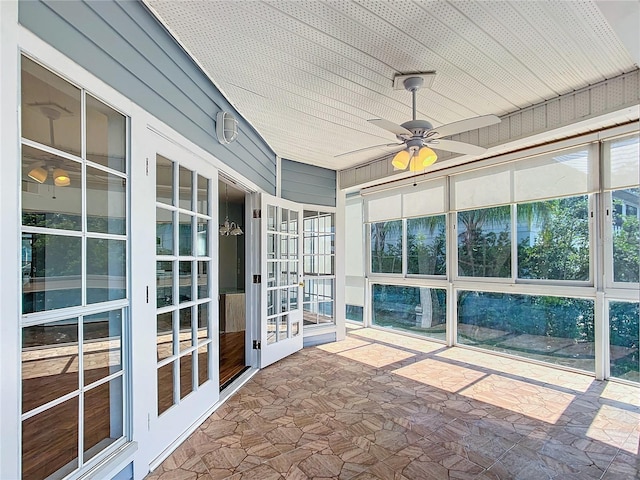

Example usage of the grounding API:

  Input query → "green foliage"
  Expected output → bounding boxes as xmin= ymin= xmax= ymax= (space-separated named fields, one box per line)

xmin=371 ymin=221 xmax=402 ymax=273
xmin=613 ymin=212 xmax=640 ymax=283
xmin=407 ymin=215 xmax=446 ymax=275
xmin=609 ymin=301 xmax=639 ymax=381
xmin=518 ymin=196 xmax=589 ymax=280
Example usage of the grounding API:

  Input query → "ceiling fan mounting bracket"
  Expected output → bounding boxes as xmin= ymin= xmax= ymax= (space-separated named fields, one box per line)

xmin=392 ymin=72 xmax=436 ymax=90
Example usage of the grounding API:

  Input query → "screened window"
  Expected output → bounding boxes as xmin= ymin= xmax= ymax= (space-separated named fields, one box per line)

xmin=20 ymin=55 xmax=128 ymax=480
xmin=371 ymin=220 xmax=403 ymax=274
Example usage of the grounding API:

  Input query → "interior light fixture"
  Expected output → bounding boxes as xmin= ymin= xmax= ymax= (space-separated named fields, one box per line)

xmin=391 ymin=149 xmax=411 ymax=170
xmin=53 ymin=168 xmax=70 ymax=187
xmin=417 ymin=146 xmax=438 ymax=167
xmin=28 ymin=166 xmax=48 ymax=184
xmin=219 ymin=183 xmax=243 ymax=236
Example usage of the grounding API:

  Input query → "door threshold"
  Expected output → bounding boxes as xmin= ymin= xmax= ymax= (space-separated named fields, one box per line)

xmin=220 ymin=365 xmax=251 ymax=392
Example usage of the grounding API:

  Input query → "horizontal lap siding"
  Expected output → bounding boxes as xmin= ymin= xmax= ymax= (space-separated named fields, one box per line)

xmin=281 ymin=159 xmax=336 ymax=207
xmin=19 ymin=0 xmax=276 ymax=193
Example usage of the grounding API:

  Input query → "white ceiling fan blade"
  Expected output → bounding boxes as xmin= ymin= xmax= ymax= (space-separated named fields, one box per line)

xmin=431 ymin=114 xmax=501 ymax=138
xmin=334 ymin=143 xmax=403 ymax=158
xmin=368 ymin=119 xmax=412 ymax=136
xmin=430 ymin=139 xmax=487 ymax=155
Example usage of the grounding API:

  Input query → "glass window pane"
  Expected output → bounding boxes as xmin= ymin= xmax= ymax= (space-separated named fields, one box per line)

xmin=157 ymin=362 xmax=175 ymax=415
xmin=84 ymin=376 xmax=123 ymax=462
xmin=609 ymin=301 xmax=639 ymax=382
xmin=87 ymin=238 xmax=126 ymax=304
xmin=267 ymin=318 xmax=276 ymax=344
xmin=21 ymin=56 xmax=81 ymax=157
xmin=370 ymin=220 xmax=403 ymax=274
xmin=180 ymin=353 xmax=194 ymax=400
xmin=197 ymin=219 xmax=208 ymax=257
xmin=280 ymin=208 xmax=289 ymax=232
xmin=22 ymin=396 xmax=79 ymax=480
xmin=197 ymin=175 xmax=208 ymax=215
xmin=289 ymin=210 xmax=298 ymax=234
xmin=197 ymin=261 xmax=209 ymax=299
xmin=179 ymin=261 xmax=192 ymax=303
xmin=517 ymin=196 xmax=589 ymax=281
xmin=86 ymin=94 xmax=126 ymax=172
xmin=22 ymin=319 xmax=79 ymax=413
xmin=267 ymin=205 xmax=276 ymax=231
xmin=198 ymin=345 xmax=209 ymax=387
xmin=22 ymin=145 xmax=82 ymax=230
xmin=156 ymin=208 xmax=174 ymax=255
xmin=84 ymin=310 xmax=122 ymax=386
xmin=278 ymin=315 xmax=289 ymax=341
xmin=179 ymin=214 xmax=193 ymax=256
xmin=156 ymin=155 xmax=173 ymax=205
xmin=22 ymin=233 xmax=82 ymax=314
xmin=179 ymin=307 xmax=192 ymax=352
xmin=372 ymin=284 xmax=446 ymax=342
xmin=197 ymin=303 xmax=209 ymax=343
xmin=157 ymin=261 xmax=173 ymax=307
xmin=457 ymin=291 xmax=594 ymax=371
xmin=458 ymin=206 xmax=511 ymax=278
xmin=407 ymin=215 xmax=446 ymax=276
xmin=87 ymin=166 xmax=126 ymax=235
xmin=612 ymin=188 xmax=640 ymax=283
xmin=157 ymin=312 xmax=173 ymax=361
xmin=179 ymin=166 xmax=192 ymax=210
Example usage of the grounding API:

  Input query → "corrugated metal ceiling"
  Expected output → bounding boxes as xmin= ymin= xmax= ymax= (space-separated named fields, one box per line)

xmin=145 ymin=0 xmax=638 ymax=171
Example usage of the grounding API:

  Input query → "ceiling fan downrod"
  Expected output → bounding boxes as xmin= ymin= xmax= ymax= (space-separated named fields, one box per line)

xmin=402 ymin=76 xmax=425 ymax=122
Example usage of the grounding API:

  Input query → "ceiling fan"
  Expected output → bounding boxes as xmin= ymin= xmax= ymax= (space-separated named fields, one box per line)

xmin=339 ymin=73 xmax=501 ymax=171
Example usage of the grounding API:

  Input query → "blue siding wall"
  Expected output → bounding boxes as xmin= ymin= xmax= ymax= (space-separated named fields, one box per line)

xmin=19 ymin=0 xmax=276 ymax=193
xmin=281 ymin=159 xmax=336 ymax=207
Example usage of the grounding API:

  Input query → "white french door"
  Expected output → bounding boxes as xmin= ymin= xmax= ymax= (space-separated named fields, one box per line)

xmin=148 ymin=132 xmax=218 ymax=460
xmin=260 ymin=193 xmax=304 ymax=367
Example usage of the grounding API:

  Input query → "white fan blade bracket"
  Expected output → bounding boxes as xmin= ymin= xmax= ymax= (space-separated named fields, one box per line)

xmin=431 ymin=114 xmax=501 ymax=139
xmin=430 ymin=139 xmax=487 ymax=155
xmin=368 ymin=119 xmax=412 ymax=136
xmin=334 ymin=143 xmax=403 ymax=158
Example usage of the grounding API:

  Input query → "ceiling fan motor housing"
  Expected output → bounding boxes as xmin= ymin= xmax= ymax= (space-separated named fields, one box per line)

xmin=397 ymin=119 xmax=434 ymax=141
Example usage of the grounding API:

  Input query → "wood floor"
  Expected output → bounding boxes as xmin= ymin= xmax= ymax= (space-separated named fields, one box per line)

xmin=219 ymin=330 xmax=246 ymax=388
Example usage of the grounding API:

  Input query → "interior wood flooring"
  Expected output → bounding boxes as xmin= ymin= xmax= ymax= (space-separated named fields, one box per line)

xmin=219 ymin=330 xmax=246 ymax=388
xmin=147 ymin=326 xmax=640 ymax=480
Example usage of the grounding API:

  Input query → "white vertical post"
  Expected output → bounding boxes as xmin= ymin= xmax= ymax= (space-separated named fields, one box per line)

xmin=335 ymin=185 xmax=346 ymax=341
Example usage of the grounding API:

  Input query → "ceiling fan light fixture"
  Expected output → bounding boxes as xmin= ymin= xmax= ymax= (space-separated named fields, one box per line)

xmin=53 ymin=168 xmax=70 ymax=187
xmin=391 ymin=149 xmax=411 ymax=170
xmin=28 ymin=166 xmax=48 ymax=184
xmin=417 ymin=146 xmax=438 ymax=167
xmin=409 ymin=156 xmax=425 ymax=172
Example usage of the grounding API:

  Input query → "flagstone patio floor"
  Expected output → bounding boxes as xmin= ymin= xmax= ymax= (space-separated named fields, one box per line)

xmin=146 ymin=325 xmax=639 ymax=480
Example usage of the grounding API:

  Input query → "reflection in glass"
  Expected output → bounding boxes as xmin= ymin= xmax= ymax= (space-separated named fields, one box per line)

xmin=517 ymin=196 xmax=589 ymax=281
xmin=267 ymin=318 xmax=276 ymax=344
xmin=267 ymin=233 xmax=276 ymax=259
xmin=372 ymin=284 xmax=446 ymax=342
xmin=157 ymin=312 xmax=173 ymax=361
xmin=156 ymin=155 xmax=173 ymax=205
xmin=407 ymin=215 xmax=446 ymax=276
xmin=180 ymin=353 xmax=194 ymax=399
xmin=197 ymin=261 xmax=209 ymax=299
xmin=198 ymin=345 xmax=209 ymax=386
xmin=371 ymin=221 xmax=403 ymax=274
xmin=157 ymin=261 xmax=173 ymax=307
xmin=157 ymin=362 xmax=174 ymax=415
xmin=87 ymin=166 xmax=126 ymax=234
xmin=267 ymin=289 xmax=276 ymax=316
xmin=86 ymin=94 xmax=126 ymax=172
xmin=22 ymin=233 xmax=82 ymax=314
xmin=156 ymin=208 xmax=174 ymax=255
xmin=280 ymin=208 xmax=289 ymax=232
xmin=21 ymin=56 xmax=81 ymax=157
xmin=292 ymin=321 xmax=300 ymax=336
xmin=267 ymin=205 xmax=276 ymax=231
xmin=609 ymin=301 xmax=639 ymax=382
xmin=289 ymin=210 xmax=298 ymax=233
xmin=22 ymin=145 xmax=82 ymax=230
xmin=84 ymin=376 xmax=123 ymax=462
xmin=179 ymin=307 xmax=192 ymax=351
xmin=457 ymin=291 xmax=594 ymax=371
xmin=458 ymin=206 xmax=511 ymax=278
xmin=87 ymin=238 xmax=126 ymax=304
xmin=84 ymin=310 xmax=122 ymax=386
xmin=197 ymin=304 xmax=209 ymax=342
xmin=22 ymin=319 xmax=79 ymax=413
xmin=179 ymin=214 xmax=193 ymax=256
xmin=197 ymin=220 xmax=208 ymax=257
xmin=22 ymin=397 xmax=79 ymax=480
xmin=179 ymin=166 xmax=192 ymax=210
xmin=278 ymin=315 xmax=288 ymax=341
xmin=612 ymin=188 xmax=640 ymax=283
xmin=289 ymin=287 xmax=298 ymax=310
xmin=179 ymin=261 xmax=192 ymax=303
xmin=197 ymin=175 xmax=208 ymax=215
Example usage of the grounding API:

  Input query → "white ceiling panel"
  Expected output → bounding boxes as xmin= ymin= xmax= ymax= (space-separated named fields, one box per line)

xmin=146 ymin=0 xmax=639 ymax=171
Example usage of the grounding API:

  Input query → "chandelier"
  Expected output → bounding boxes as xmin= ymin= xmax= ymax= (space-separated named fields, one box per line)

xmin=219 ymin=183 xmax=243 ymax=236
